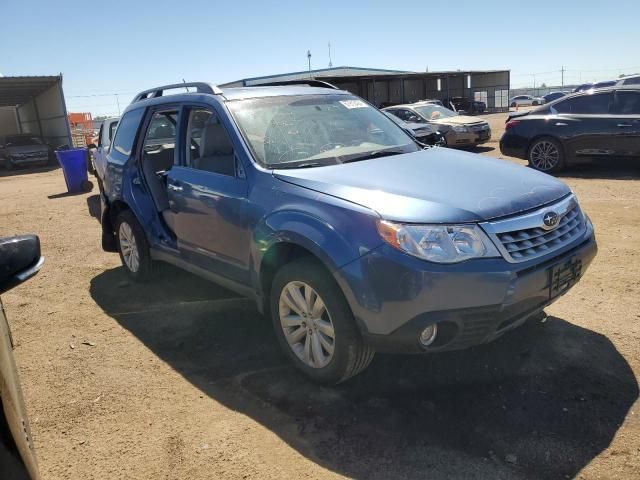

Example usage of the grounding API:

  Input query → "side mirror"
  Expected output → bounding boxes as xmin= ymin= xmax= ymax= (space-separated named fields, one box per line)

xmin=0 ymin=235 xmax=44 ymax=295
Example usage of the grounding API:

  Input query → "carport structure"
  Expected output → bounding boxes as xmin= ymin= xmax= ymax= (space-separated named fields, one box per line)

xmin=0 ymin=75 xmax=72 ymax=147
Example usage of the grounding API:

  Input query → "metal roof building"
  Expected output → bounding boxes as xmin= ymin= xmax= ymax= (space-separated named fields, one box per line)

xmin=0 ymin=75 xmax=72 ymax=146
xmin=221 ymin=66 xmax=511 ymax=112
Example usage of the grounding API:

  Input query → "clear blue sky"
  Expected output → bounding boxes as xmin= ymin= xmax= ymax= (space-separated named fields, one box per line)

xmin=1 ymin=0 xmax=638 ymax=116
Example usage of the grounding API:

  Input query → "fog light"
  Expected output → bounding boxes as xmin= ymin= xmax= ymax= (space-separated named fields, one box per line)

xmin=419 ymin=324 xmax=438 ymax=347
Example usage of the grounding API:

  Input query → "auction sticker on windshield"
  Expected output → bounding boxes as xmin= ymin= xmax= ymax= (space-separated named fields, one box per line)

xmin=340 ymin=99 xmax=368 ymax=109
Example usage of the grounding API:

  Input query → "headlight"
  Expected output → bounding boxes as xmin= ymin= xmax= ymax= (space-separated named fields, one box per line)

xmin=452 ymin=125 xmax=468 ymax=133
xmin=377 ymin=221 xmax=500 ymax=263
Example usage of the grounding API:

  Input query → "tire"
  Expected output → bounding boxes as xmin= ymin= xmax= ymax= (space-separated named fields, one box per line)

xmin=270 ymin=257 xmax=374 ymax=384
xmin=532 ymin=101 xmax=539 ymax=106
xmin=115 ymin=210 xmax=153 ymax=281
xmin=527 ymin=137 xmax=565 ymax=173
xmin=510 ymin=102 xmax=516 ymax=108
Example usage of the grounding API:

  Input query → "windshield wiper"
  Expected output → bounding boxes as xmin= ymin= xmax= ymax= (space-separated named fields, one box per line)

xmin=340 ymin=148 xmax=406 ymax=164
xmin=272 ymin=161 xmax=325 ymax=170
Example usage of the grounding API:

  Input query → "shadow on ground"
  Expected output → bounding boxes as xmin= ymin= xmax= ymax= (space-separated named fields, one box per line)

xmin=86 ymin=194 xmax=101 ymax=221
xmin=557 ymin=159 xmax=640 ymax=180
xmin=90 ymin=266 xmax=638 ymax=480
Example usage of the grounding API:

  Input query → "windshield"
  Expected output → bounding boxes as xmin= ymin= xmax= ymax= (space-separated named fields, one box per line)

xmin=5 ymin=136 xmax=43 ymax=146
xmin=413 ymin=104 xmax=458 ymax=120
xmin=227 ymin=94 xmax=418 ymax=168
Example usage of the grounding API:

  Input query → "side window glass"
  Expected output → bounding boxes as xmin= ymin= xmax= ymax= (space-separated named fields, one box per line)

xmin=554 ymin=93 xmax=613 ymax=115
xmin=142 ymin=110 xmax=179 ymax=173
xmin=396 ymin=110 xmax=411 ymax=121
xmin=623 ymin=77 xmax=640 ymax=86
xmin=110 ymin=108 xmax=144 ymax=163
xmin=614 ymin=92 xmax=640 ymax=115
xmin=185 ymin=108 xmax=235 ymax=176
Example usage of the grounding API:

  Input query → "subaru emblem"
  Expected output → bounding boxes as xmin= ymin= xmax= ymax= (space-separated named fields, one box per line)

xmin=543 ymin=211 xmax=559 ymax=228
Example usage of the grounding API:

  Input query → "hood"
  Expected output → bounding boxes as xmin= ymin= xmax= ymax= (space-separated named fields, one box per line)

xmin=274 ymin=148 xmax=570 ymax=223
xmin=5 ymin=144 xmax=49 ymax=155
xmin=433 ymin=115 xmax=486 ymax=126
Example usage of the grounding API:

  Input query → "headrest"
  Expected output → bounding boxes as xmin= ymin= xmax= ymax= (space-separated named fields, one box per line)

xmin=200 ymin=122 xmax=233 ymax=158
xmin=153 ymin=125 xmax=173 ymax=139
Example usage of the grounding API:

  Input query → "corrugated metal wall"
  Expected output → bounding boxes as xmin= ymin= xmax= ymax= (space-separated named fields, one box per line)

xmin=16 ymin=80 xmax=71 ymax=147
xmin=328 ymin=71 xmax=510 ymax=111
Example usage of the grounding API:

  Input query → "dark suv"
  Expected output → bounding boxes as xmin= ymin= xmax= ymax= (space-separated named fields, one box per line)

xmin=100 ymin=81 xmax=597 ymax=384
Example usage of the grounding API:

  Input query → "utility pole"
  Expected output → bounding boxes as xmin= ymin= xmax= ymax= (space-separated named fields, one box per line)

xmin=560 ymin=66 xmax=565 ymax=87
xmin=115 ymin=94 xmax=121 ymax=116
xmin=307 ymin=50 xmax=312 ymax=78
xmin=328 ymin=42 xmax=333 ymax=68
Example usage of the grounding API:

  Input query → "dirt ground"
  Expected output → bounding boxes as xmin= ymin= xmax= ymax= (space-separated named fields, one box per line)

xmin=0 ymin=112 xmax=638 ymax=479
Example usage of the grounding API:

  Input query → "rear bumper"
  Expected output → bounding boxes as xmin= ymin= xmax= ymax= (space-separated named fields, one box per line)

xmin=499 ymin=134 xmax=528 ymax=159
xmin=337 ymin=223 xmax=597 ymax=354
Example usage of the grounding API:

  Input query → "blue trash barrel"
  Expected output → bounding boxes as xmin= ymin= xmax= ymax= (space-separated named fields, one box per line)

xmin=56 ymin=148 xmax=90 ymax=193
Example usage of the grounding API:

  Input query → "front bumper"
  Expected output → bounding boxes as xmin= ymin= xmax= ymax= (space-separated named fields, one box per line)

xmin=7 ymin=155 xmax=49 ymax=166
xmin=446 ymin=129 xmax=491 ymax=147
xmin=337 ymin=223 xmax=596 ymax=354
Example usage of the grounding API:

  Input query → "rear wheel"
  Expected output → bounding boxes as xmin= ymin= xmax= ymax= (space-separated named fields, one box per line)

xmin=528 ymin=137 xmax=565 ymax=173
xmin=270 ymin=257 xmax=374 ymax=384
xmin=115 ymin=210 xmax=153 ymax=281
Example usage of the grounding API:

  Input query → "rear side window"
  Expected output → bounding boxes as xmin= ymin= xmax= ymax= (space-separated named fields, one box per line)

xmin=553 ymin=93 xmax=613 ymax=114
xmin=111 ymin=109 xmax=144 ymax=163
xmin=623 ymin=77 xmax=640 ymax=86
xmin=614 ymin=91 xmax=640 ymax=115
xmin=142 ymin=110 xmax=179 ymax=171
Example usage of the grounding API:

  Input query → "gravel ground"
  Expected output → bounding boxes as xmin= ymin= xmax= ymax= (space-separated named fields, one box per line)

xmin=0 ymin=111 xmax=638 ymax=479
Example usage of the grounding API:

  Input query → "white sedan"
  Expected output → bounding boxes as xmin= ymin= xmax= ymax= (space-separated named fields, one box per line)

xmin=510 ymin=95 xmax=545 ymax=107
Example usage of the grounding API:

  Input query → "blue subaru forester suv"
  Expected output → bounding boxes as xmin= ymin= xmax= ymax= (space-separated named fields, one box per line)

xmin=99 ymin=81 xmax=597 ymax=384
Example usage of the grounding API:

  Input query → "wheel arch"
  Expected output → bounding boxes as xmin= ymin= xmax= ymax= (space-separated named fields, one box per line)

xmin=101 ymin=199 xmax=131 ymax=252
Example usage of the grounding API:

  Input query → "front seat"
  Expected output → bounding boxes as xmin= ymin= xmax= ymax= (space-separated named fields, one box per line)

xmin=196 ymin=121 xmax=235 ymax=176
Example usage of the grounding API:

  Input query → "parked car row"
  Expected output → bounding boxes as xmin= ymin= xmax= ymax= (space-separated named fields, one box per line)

xmin=95 ymin=80 xmax=596 ymax=384
xmin=501 ymin=85 xmax=640 ymax=172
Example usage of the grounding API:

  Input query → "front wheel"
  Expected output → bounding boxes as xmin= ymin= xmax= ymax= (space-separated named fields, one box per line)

xmin=270 ymin=258 xmax=374 ymax=384
xmin=115 ymin=210 xmax=153 ymax=281
xmin=528 ymin=137 xmax=565 ymax=173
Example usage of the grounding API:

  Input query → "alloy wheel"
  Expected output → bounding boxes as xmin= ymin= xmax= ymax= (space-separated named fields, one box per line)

xmin=278 ymin=281 xmax=335 ymax=369
xmin=118 ymin=222 xmax=140 ymax=273
xmin=530 ymin=141 xmax=560 ymax=171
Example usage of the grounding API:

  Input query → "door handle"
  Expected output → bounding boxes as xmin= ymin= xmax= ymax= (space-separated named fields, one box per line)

xmin=555 ymin=122 xmax=568 ymax=126
xmin=167 ymin=183 xmax=183 ymax=192
xmin=617 ymin=123 xmax=633 ymax=128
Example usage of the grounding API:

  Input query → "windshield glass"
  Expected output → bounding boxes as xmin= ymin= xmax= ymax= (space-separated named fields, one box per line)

xmin=413 ymin=104 xmax=458 ymax=120
xmin=6 ymin=136 xmax=43 ymax=146
xmin=227 ymin=94 xmax=417 ymax=168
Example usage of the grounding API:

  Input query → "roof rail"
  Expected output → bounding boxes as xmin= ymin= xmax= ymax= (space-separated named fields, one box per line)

xmin=132 ymin=82 xmax=223 ymax=103
xmin=249 ymin=79 xmax=340 ymax=90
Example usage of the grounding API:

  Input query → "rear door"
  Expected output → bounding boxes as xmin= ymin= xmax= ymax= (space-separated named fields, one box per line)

xmin=611 ymin=90 xmax=640 ymax=156
xmin=165 ymin=104 xmax=250 ymax=285
xmin=552 ymin=92 xmax=617 ymax=158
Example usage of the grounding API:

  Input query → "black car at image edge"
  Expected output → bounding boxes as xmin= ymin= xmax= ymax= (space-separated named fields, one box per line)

xmin=500 ymin=86 xmax=640 ymax=172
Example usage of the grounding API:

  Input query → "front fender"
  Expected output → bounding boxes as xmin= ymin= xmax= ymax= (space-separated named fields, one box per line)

xmin=256 ymin=209 xmax=369 ymax=273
